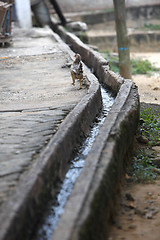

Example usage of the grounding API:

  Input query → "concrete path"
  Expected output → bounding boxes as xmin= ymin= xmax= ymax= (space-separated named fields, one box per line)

xmin=0 ymin=24 xmax=139 ymax=240
xmin=0 ymin=27 xmax=88 ymax=207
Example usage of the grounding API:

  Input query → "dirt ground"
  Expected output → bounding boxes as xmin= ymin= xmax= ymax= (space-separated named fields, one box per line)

xmin=108 ymin=180 xmax=160 ymax=240
xmin=131 ymin=52 xmax=160 ymax=105
xmin=107 ymin=52 xmax=160 ymax=240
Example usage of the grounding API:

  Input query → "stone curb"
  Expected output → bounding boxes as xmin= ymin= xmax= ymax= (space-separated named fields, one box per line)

xmin=50 ymin=23 xmax=139 ymax=240
xmin=52 ymin=80 xmax=139 ymax=240
xmin=88 ymin=31 xmax=160 ymax=52
xmin=0 ymin=31 xmax=102 ymax=240
xmin=53 ymin=24 xmax=124 ymax=94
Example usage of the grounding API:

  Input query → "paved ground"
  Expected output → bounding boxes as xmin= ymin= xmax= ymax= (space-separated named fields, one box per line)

xmin=0 ymin=27 xmax=88 ymax=207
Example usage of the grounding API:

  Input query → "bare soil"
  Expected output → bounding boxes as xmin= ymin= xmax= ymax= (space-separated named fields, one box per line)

xmin=107 ymin=52 xmax=160 ymax=240
xmin=108 ymin=180 xmax=160 ymax=240
xmin=131 ymin=52 xmax=160 ymax=104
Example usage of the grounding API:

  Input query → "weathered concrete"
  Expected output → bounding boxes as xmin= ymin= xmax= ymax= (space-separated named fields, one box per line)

xmin=65 ymin=4 xmax=160 ymax=52
xmin=65 ymin=3 xmax=160 ymax=29
xmin=0 ymin=18 xmax=139 ymax=240
xmin=50 ymin=20 xmax=139 ymax=240
xmin=52 ymin=80 xmax=139 ymax=240
xmin=87 ymin=30 xmax=160 ymax=52
xmin=0 ymin=27 xmax=102 ymax=240
xmin=0 ymin=27 xmax=89 ymax=206
xmin=53 ymin=25 xmax=124 ymax=94
xmin=54 ymin=0 xmax=160 ymax=13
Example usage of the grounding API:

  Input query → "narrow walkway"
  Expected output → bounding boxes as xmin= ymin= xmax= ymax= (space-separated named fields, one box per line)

xmin=0 ymin=27 xmax=88 ymax=207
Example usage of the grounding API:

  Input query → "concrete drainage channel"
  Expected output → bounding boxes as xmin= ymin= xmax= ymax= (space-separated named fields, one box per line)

xmin=46 ymin=25 xmax=139 ymax=240
xmin=0 ymin=42 xmax=102 ymax=240
xmin=33 ymin=86 xmax=114 ymax=240
xmin=0 ymin=28 xmax=139 ymax=240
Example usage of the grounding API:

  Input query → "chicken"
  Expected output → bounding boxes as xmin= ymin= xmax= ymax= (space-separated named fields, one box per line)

xmin=70 ymin=53 xmax=83 ymax=89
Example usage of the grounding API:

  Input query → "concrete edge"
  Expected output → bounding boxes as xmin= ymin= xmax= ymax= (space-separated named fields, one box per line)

xmin=66 ymin=3 xmax=160 ymax=24
xmin=75 ymin=80 xmax=139 ymax=240
xmin=87 ymin=30 xmax=160 ymax=52
xmin=0 ymin=31 xmax=102 ymax=240
xmin=52 ymin=24 xmax=124 ymax=94
xmin=49 ymin=24 xmax=139 ymax=240
xmin=52 ymin=80 xmax=139 ymax=240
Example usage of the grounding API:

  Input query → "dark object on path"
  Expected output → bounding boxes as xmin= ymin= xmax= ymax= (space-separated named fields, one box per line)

xmin=0 ymin=0 xmax=13 ymax=47
xmin=49 ymin=0 xmax=66 ymax=26
xmin=125 ymin=193 xmax=135 ymax=201
xmin=31 ymin=0 xmax=67 ymax=32
xmin=31 ymin=0 xmax=51 ymax=27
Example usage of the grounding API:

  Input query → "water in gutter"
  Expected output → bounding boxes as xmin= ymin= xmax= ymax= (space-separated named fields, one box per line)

xmin=32 ymin=86 xmax=114 ymax=240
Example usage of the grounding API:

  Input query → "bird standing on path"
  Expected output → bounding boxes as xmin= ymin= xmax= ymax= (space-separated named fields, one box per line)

xmin=70 ymin=53 xmax=83 ymax=89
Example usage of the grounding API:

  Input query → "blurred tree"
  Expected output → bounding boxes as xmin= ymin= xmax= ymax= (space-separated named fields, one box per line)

xmin=113 ymin=0 xmax=131 ymax=79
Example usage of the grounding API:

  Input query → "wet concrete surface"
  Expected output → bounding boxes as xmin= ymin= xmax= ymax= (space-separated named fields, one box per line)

xmin=0 ymin=27 xmax=88 ymax=207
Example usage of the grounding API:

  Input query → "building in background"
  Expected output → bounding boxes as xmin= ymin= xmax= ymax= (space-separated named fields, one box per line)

xmin=56 ymin=0 xmax=160 ymax=13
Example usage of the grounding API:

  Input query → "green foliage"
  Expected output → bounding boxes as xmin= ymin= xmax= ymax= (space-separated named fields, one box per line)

xmin=144 ymin=23 xmax=160 ymax=31
xmin=101 ymin=52 xmax=119 ymax=73
xmin=132 ymin=149 xmax=157 ymax=183
xmin=101 ymin=51 xmax=160 ymax=75
xmin=102 ymin=8 xmax=114 ymax=13
xmin=109 ymin=60 xmax=119 ymax=73
xmin=131 ymin=58 xmax=159 ymax=75
xmin=131 ymin=108 xmax=160 ymax=183
xmin=140 ymin=108 xmax=160 ymax=146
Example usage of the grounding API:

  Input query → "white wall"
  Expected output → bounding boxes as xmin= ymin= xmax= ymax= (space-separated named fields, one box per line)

xmin=15 ymin=0 xmax=32 ymax=28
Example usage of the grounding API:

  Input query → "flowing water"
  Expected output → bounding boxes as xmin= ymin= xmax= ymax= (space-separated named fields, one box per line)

xmin=33 ymin=86 xmax=114 ymax=240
